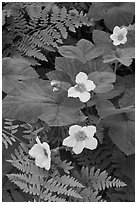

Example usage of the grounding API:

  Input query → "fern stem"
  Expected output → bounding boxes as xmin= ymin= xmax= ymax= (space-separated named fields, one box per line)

xmin=96 ymin=117 xmax=102 ymax=128
xmin=2 ymin=129 xmax=23 ymax=143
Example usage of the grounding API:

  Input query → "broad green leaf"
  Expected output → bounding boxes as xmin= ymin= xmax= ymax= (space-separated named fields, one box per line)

xmin=2 ymin=79 xmax=85 ymax=126
xmin=88 ymin=71 xmax=116 ymax=94
xmin=85 ymin=75 xmax=125 ymax=108
xmin=96 ymin=99 xmax=134 ymax=118
xmin=88 ymin=71 xmax=116 ymax=85
xmin=103 ymin=50 xmax=118 ymax=64
xmin=88 ymin=2 xmax=135 ymax=30
xmin=58 ymin=46 xmax=83 ymax=61
xmin=76 ymin=39 xmax=103 ymax=62
xmin=119 ymin=75 xmax=135 ymax=121
xmin=58 ymin=39 xmax=103 ymax=64
xmin=103 ymin=114 xmax=135 ymax=155
xmin=92 ymin=30 xmax=114 ymax=55
xmin=46 ymin=70 xmax=72 ymax=84
xmin=55 ymin=57 xmax=112 ymax=82
xmin=46 ymin=70 xmax=72 ymax=91
xmin=119 ymin=88 xmax=135 ymax=109
xmin=116 ymin=48 xmax=135 ymax=66
xmin=39 ymin=108 xmax=86 ymax=126
xmin=86 ymin=57 xmax=112 ymax=72
xmin=95 ymin=75 xmax=125 ymax=100
xmin=104 ymin=48 xmax=135 ymax=67
xmin=2 ymin=57 xmax=38 ymax=94
xmin=94 ymin=84 xmax=114 ymax=94
xmin=55 ymin=57 xmax=82 ymax=82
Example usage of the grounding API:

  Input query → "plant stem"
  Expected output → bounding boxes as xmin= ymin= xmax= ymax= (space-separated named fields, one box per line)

xmin=114 ymin=61 xmax=118 ymax=73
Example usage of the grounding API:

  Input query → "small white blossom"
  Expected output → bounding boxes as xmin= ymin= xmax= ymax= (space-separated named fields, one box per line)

xmin=50 ymin=80 xmax=61 ymax=86
xmin=63 ymin=125 xmax=97 ymax=154
xmin=29 ymin=137 xmax=51 ymax=170
xmin=50 ymin=80 xmax=62 ymax=92
xmin=68 ymin=72 xmax=96 ymax=102
xmin=110 ymin=26 xmax=127 ymax=46
xmin=53 ymin=87 xmax=60 ymax=92
xmin=110 ymin=26 xmax=128 ymax=46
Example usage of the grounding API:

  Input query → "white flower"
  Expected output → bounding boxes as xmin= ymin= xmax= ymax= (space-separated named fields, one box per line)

xmin=29 ymin=137 xmax=51 ymax=170
xmin=68 ymin=72 xmax=96 ymax=102
xmin=63 ymin=125 xmax=97 ymax=154
xmin=110 ymin=26 xmax=128 ymax=46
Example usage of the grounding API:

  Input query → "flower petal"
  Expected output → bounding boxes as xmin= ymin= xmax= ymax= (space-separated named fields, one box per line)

xmin=84 ymin=80 xmax=96 ymax=91
xmin=73 ymin=141 xmax=85 ymax=154
xmin=113 ymin=26 xmax=121 ymax=35
xmin=35 ymin=155 xmax=49 ymax=168
xmin=84 ymin=137 xmax=98 ymax=150
xmin=113 ymin=40 xmax=121 ymax=46
xmin=29 ymin=144 xmax=44 ymax=158
xmin=63 ymin=136 xmax=77 ymax=147
xmin=121 ymin=27 xmax=127 ymax=35
xmin=68 ymin=87 xmax=80 ymax=98
xmin=41 ymin=158 xmax=51 ymax=170
xmin=75 ymin=72 xmax=88 ymax=83
xmin=110 ymin=34 xmax=117 ymax=41
xmin=121 ymin=37 xmax=127 ymax=44
xmin=82 ymin=126 xmax=96 ymax=138
xmin=69 ymin=125 xmax=82 ymax=136
xmin=36 ymin=137 xmax=41 ymax=145
xmin=41 ymin=142 xmax=51 ymax=156
xmin=79 ymin=92 xmax=90 ymax=102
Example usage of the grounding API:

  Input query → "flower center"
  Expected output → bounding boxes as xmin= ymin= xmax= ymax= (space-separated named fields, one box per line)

xmin=43 ymin=149 xmax=48 ymax=157
xmin=75 ymin=83 xmax=86 ymax=92
xmin=117 ymin=34 xmax=124 ymax=41
xmin=75 ymin=131 xmax=87 ymax=141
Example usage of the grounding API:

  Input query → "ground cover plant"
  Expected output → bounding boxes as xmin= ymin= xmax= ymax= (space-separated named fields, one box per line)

xmin=2 ymin=2 xmax=135 ymax=202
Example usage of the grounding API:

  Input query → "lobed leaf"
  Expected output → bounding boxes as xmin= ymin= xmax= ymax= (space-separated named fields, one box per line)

xmin=103 ymin=47 xmax=135 ymax=67
xmin=2 ymin=57 xmax=39 ymax=94
xmin=88 ymin=2 xmax=135 ymax=30
xmin=2 ymin=79 xmax=85 ymax=126
xmin=58 ymin=39 xmax=103 ymax=64
xmin=103 ymin=114 xmax=135 ymax=155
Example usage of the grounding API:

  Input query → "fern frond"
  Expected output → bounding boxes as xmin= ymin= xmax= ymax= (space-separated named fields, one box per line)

xmin=4 ymin=2 xmax=93 ymax=61
xmin=17 ymin=39 xmax=48 ymax=61
xmin=53 ymin=155 xmax=74 ymax=174
xmin=6 ymin=144 xmax=83 ymax=200
xmin=3 ymin=118 xmax=19 ymax=134
xmin=45 ymin=177 xmax=82 ymax=198
xmin=2 ymin=118 xmax=20 ymax=148
xmin=68 ymin=186 xmax=104 ymax=202
xmin=40 ymin=189 xmax=65 ymax=202
xmin=7 ymin=172 xmax=82 ymax=200
xmin=7 ymin=173 xmax=41 ymax=196
xmin=108 ymin=178 xmax=127 ymax=188
xmin=2 ymin=132 xmax=16 ymax=149
xmin=53 ymin=174 xmax=84 ymax=188
xmin=74 ymin=136 xmax=117 ymax=174
xmin=79 ymin=187 xmax=102 ymax=202
xmin=7 ymin=146 xmax=48 ymax=177
xmin=80 ymin=166 xmax=127 ymax=191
